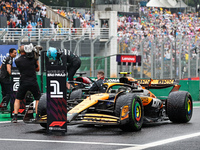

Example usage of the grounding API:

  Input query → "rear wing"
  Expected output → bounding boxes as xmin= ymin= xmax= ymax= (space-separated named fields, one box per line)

xmin=137 ymin=79 xmax=180 ymax=92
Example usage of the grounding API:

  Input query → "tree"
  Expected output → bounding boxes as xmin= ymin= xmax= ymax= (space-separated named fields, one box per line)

xmin=188 ymin=0 xmax=200 ymax=7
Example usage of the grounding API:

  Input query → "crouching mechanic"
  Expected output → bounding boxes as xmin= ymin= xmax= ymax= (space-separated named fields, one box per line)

xmin=47 ymin=47 xmax=81 ymax=89
xmin=89 ymin=71 xmax=106 ymax=93
xmin=0 ymin=48 xmax=17 ymax=110
xmin=12 ymin=44 xmax=41 ymax=123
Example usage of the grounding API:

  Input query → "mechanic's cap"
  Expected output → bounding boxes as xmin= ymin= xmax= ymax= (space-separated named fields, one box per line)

xmin=47 ymin=47 xmax=57 ymax=60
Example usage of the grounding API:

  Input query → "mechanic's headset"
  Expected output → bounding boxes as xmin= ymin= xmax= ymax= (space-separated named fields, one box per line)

xmin=17 ymin=46 xmax=23 ymax=54
xmin=17 ymin=47 xmax=24 ymax=54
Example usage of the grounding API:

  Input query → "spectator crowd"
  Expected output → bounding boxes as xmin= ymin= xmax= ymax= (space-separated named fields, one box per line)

xmin=0 ymin=0 xmax=49 ymax=29
xmin=116 ymin=7 xmax=200 ymax=65
xmin=2 ymin=0 xmax=200 ymax=62
xmin=57 ymin=9 xmax=95 ymax=28
xmin=0 ymin=1 xmax=199 ymax=78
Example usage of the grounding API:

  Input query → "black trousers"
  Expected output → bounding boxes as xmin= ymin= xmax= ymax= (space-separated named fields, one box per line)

xmin=0 ymin=78 xmax=11 ymax=106
xmin=67 ymin=58 xmax=81 ymax=82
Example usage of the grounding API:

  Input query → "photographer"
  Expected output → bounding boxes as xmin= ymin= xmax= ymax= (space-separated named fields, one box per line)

xmin=0 ymin=48 xmax=17 ymax=110
xmin=12 ymin=44 xmax=41 ymax=123
xmin=47 ymin=47 xmax=81 ymax=89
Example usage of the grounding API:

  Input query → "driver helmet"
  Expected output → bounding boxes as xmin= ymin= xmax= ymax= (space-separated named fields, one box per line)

xmin=47 ymin=47 xmax=57 ymax=60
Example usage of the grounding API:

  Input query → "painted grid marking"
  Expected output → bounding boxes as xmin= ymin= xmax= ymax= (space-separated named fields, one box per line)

xmin=0 ymin=138 xmax=139 ymax=147
xmin=119 ymin=132 xmax=200 ymax=150
xmin=0 ymin=132 xmax=200 ymax=149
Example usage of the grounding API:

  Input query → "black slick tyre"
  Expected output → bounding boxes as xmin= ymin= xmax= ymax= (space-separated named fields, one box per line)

xmin=37 ymin=93 xmax=47 ymax=128
xmin=115 ymin=93 xmax=144 ymax=131
xmin=69 ymin=89 xmax=83 ymax=100
xmin=167 ymin=91 xmax=193 ymax=123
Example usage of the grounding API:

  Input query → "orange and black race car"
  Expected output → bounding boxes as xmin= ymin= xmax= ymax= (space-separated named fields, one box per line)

xmin=24 ymin=72 xmax=193 ymax=131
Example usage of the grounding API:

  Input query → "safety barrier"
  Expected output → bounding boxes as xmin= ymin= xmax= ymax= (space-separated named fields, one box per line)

xmin=0 ymin=28 xmax=109 ymax=42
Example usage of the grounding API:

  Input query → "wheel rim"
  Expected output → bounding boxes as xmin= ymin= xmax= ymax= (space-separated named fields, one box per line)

xmin=134 ymin=102 xmax=141 ymax=122
xmin=187 ymin=99 xmax=192 ymax=115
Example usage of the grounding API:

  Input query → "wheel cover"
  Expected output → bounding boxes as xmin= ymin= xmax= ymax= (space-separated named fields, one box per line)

xmin=134 ymin=102 xmax=141 ymax=122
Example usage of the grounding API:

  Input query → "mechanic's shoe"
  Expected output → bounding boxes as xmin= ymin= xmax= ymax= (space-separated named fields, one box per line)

xmin=11 ymin=118 xmax=17 ymax=123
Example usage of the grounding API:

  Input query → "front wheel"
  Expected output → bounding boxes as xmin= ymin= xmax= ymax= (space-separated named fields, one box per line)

xmin=167 ymin=91 xmax=193 ymax=123
xmin=115 ymin=94 xmax=144 ymax=131
xmin=37 ymin=93 xmax=47 ymax=128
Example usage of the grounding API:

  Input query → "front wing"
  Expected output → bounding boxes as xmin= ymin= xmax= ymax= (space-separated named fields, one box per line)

xmin=23 ymin=103 xmax=128 ymax=126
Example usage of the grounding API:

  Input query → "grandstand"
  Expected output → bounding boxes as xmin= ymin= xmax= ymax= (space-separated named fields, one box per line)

xmin=0 ymin=0 xmax=200 ymax=80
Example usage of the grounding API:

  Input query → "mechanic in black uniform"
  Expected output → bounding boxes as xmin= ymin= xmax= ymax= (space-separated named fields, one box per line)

xmin=12 ymin=45 xmax=41 ymax=123
xmin=89 ymin=71 xmax=106 ymax=93
xmin=0 ymin=48 xmax=17 ymax=110
xmin=47 ymin=47 xmax=81 ymax=89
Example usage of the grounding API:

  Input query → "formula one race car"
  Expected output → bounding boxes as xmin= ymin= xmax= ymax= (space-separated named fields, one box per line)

xmin=70 ymin=72 xmax=93 ymax=89
xmin=24 ymin=72 xmax=193 ymax=131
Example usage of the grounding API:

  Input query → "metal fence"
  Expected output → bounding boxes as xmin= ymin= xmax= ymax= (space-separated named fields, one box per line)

xmin=0 ymin=28 xmax=110 ymax=78
xmin=1 ymin=27 xmax=200 ymax=79
xmin=118 ymin=34 xmax=200 ymax=79
xmin=0 ymin=28 xmax=109 ymax=43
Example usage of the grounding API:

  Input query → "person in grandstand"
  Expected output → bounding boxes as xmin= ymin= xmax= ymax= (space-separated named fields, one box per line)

xmin=0 ymin=48 xmax=17 ymax=110
xmin=12 ymin=45 xmax=41 ymax=123
xmin=89 ymin=71 xmax=106 ymax=93
xmin=47 ymin=47 xmax=81 ymax=89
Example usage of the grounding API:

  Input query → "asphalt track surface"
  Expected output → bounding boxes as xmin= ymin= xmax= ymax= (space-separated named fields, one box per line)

xmin=0 ymin=103 xmax=200 ymax=150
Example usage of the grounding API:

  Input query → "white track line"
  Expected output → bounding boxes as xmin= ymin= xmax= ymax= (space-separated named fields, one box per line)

xmin=119 ymin=132 xmax=200 ymax=150
xmin=1 ymin=132 xmax=200 ymax=148
xmin=0 ymin=121 xmax=11 ymax=124
xmin=194 ymin=107 xmax=200 ymax=109
xmin=0 ymin=120 xmax=23 ymax=124
xmin=0 ymin=138 xmax=139 ymax=147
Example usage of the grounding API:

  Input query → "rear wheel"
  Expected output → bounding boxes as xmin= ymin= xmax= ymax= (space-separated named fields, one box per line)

xmin=37 ymin=93 xmax=47 ymax=116
xmin=115 ymin=93 xmax=144 ymax=131
xmin=37 ymin=93 xmax=47 ymax=128
xmin=69 ymin=89 xmax=83 ymax=100
xmin=167 ymin=91 xmax=193 ymax=123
